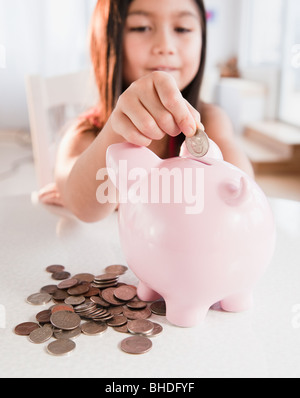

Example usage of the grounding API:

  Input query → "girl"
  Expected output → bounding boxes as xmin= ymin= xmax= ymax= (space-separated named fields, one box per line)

xmin=39 ymin=0 xmax=254 ymax=221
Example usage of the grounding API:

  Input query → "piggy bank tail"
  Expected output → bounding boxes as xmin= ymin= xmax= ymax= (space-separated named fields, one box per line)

xmin=219 ymin=176 xmax=252 ymax=207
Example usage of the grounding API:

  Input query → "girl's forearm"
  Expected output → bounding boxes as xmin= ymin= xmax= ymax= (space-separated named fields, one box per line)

xmin=64 ymin=118 xmax=125 ymax=222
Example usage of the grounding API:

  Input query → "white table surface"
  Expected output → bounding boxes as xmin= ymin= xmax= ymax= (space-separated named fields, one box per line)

xmin=0 ymin=195 xmax=300 ymax=378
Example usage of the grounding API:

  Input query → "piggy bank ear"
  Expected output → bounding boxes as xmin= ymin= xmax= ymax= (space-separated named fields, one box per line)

xmin=106 ymin=143 xmax=161 ymax=193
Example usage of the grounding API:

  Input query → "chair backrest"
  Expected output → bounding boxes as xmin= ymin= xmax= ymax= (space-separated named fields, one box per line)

xmin=25 ymin=69 xmax=98 ymax=188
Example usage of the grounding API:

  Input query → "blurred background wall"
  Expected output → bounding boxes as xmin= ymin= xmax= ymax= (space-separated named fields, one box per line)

xmin=0 ymin=0 xmax=299 ymax=131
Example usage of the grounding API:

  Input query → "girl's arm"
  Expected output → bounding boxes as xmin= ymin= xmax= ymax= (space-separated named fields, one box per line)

xmin=55 ymin=117 xmax=125 ymax=222
xmin=201 ymin=103 xmax=255 ymax=178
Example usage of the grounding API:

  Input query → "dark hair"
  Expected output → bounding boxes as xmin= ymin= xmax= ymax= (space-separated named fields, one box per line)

xmin=86 ymin=0 xmax=207 ymax=152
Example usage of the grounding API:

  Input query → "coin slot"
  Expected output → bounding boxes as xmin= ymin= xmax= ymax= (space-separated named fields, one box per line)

xmin=190 ymin=159 xmax=212 ymax=166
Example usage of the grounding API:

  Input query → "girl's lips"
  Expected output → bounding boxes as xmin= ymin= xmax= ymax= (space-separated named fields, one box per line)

xmin=150 ymin=67 xmax=179 ymax=72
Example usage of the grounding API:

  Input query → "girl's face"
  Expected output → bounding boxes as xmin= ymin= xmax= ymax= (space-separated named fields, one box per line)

xmin=123 ymin=0 xmax=203 ymax=91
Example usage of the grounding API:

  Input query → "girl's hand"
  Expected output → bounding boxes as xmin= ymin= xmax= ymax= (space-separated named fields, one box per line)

xmin=38 ymin=183 xmax=64 ymax=207
xmin=110 ymin=71 xmax=202 ymax=147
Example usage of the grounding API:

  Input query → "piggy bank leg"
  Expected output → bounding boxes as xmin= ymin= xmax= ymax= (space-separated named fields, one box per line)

xmin=221 ymin=291 xmax=254 ymax=313
xmin=137 ymin=281 xmax=162 ymax=302
xmin=166 ymin=300 xmax=210 ymax=327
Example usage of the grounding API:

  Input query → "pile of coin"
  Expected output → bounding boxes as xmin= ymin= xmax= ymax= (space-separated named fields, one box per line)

xmin=15 ymin=264 xmax=166 ymax=356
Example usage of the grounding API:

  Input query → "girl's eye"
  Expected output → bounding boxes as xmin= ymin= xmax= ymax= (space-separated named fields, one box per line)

xmin=129 ymin=26 xmax=151 ymax=33
xmin=175 ymin=27 xmax=192 ymax=34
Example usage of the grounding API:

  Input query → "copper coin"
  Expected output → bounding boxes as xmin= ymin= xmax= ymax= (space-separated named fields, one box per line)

xmin=92 ymin=281 xmax=118 ymax=289
xmin=36 ymin=310 xmax=52 ymax=324
xmin=40 ymin=285 xmax=58 ymax=295
xmin=105 ymin=265 xmax=128 ymax=275
xmin=107 ymin=315 xmax=127 ymax=327
xmin=51 ymin=304 xmax=74 ymax=314
xmin=120 ymin=336 xmax=152 ymax=355
xmin=46 ymin=265 xmax=65 ymax=273
xmin=123 ymin=306 xmax=152 ymax=320
xmin=52 ymin=271 xmax=71 ymax=281
xmin=94 ymin=273 xmax=119 ymax=282
xmin=67 ymin=284 xmax=90 ymax=296
xmin=114 ymin=285 xmax=137 ymax=302
xmin=127 ymin=319 xmax=154 ymax=336
xmin=47 ymin=339 xmax=76 ymax=356
xmin=73 ymin=273 xmax=95 ymax=283
xmin=127 ymin=300 xmax=147 ymax=310
xmin=150 ymin=301 xmax=166 ymax=316
xmin=57 ymin=278 xmax=78 ymax=290
xmin=109 ymin=306 xmax=123 ymax=315
xmin=113 ymin=324 xmax=129 ymax=334
xmin=29 ymin=325 xmax=53 ymax=344
xmin=50 ymin=311 xmax=81 ymax=331
xmin=84 ymin=287 xmax=100 ymax=297
xmin=15 ymin=322 xmax=40 ymax=336
xmin=102 ymin=288 xmax=125 ymax=306
xmin=90 ymin=296 xmax=110 ymax=308
xmin=52 ymin=289 xmax=69 ymax=301
xmin=26 ymin=293 xmax=52 ymax=306
xmin=81 ymin=322 xmax=108 ymax=336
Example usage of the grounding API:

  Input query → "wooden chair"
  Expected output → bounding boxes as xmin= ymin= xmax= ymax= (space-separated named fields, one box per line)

xmin=25 ymin=69 xmax=97 ymax=188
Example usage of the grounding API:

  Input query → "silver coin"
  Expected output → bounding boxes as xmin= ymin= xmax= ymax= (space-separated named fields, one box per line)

xmin=47 ymin=339 xmax=76 ymax=356
xmin=64 ymin=295 xmax=86 ymax=306
xmin=53 ymin=327 xmax=82 ymax=340
xmin=147 ymin=322 xmax=163 ymax=337
xmin=81 ymin=322 xmax=108 ymax=336
xmin=185 ymin=128 xmax=210 ymax=158
xmin=29 ymin=325 xmax=53 ymax=344
xmin=127 ymin=319 xmax=154 ymax=336
xmin=74 ymin=302 xmax=97 ymax=314
xmin=26 ymin=293 xmax=52 ymax=306
xmin=50 ymin=311 xmax=81 ymax=331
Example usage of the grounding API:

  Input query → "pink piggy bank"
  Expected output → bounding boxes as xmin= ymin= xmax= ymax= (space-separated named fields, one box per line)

xmin=106 ymin=140 xmax=276 ymax=327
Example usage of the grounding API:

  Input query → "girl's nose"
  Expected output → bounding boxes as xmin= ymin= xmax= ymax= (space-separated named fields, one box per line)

xmin=152 ymin=28 xmax=176 ymax=56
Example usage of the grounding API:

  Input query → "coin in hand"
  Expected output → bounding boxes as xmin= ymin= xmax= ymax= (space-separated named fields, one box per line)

xmin=185 ymin=127 xmax=210 ymax=158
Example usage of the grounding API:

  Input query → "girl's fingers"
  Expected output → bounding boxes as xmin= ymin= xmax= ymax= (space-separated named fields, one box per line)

xmin=38 ymin=183 xmax=58 ymax=197
xmin=111 ymin=110 xmax=153 ymax=147
xmin=139 ymin=86 xmax=181 ymax=137
xmin=113 ymin=71 xmax=202 ymax=145
xmin=152 ymin=72 xmax=197 ymax=137
xmin=125 ymin=100 xmax=166 ymax=141
xmin=184 ymin=100 xmax=203 ymax=131
xmin=39 ymin=192 xmax=64 ymax=207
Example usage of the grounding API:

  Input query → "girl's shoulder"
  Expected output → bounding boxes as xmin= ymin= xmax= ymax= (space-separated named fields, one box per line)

xmin=198 ymin=101 xmax=235 ymax=142
xmin=199 ymin=102 xmax=230 ymax=123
